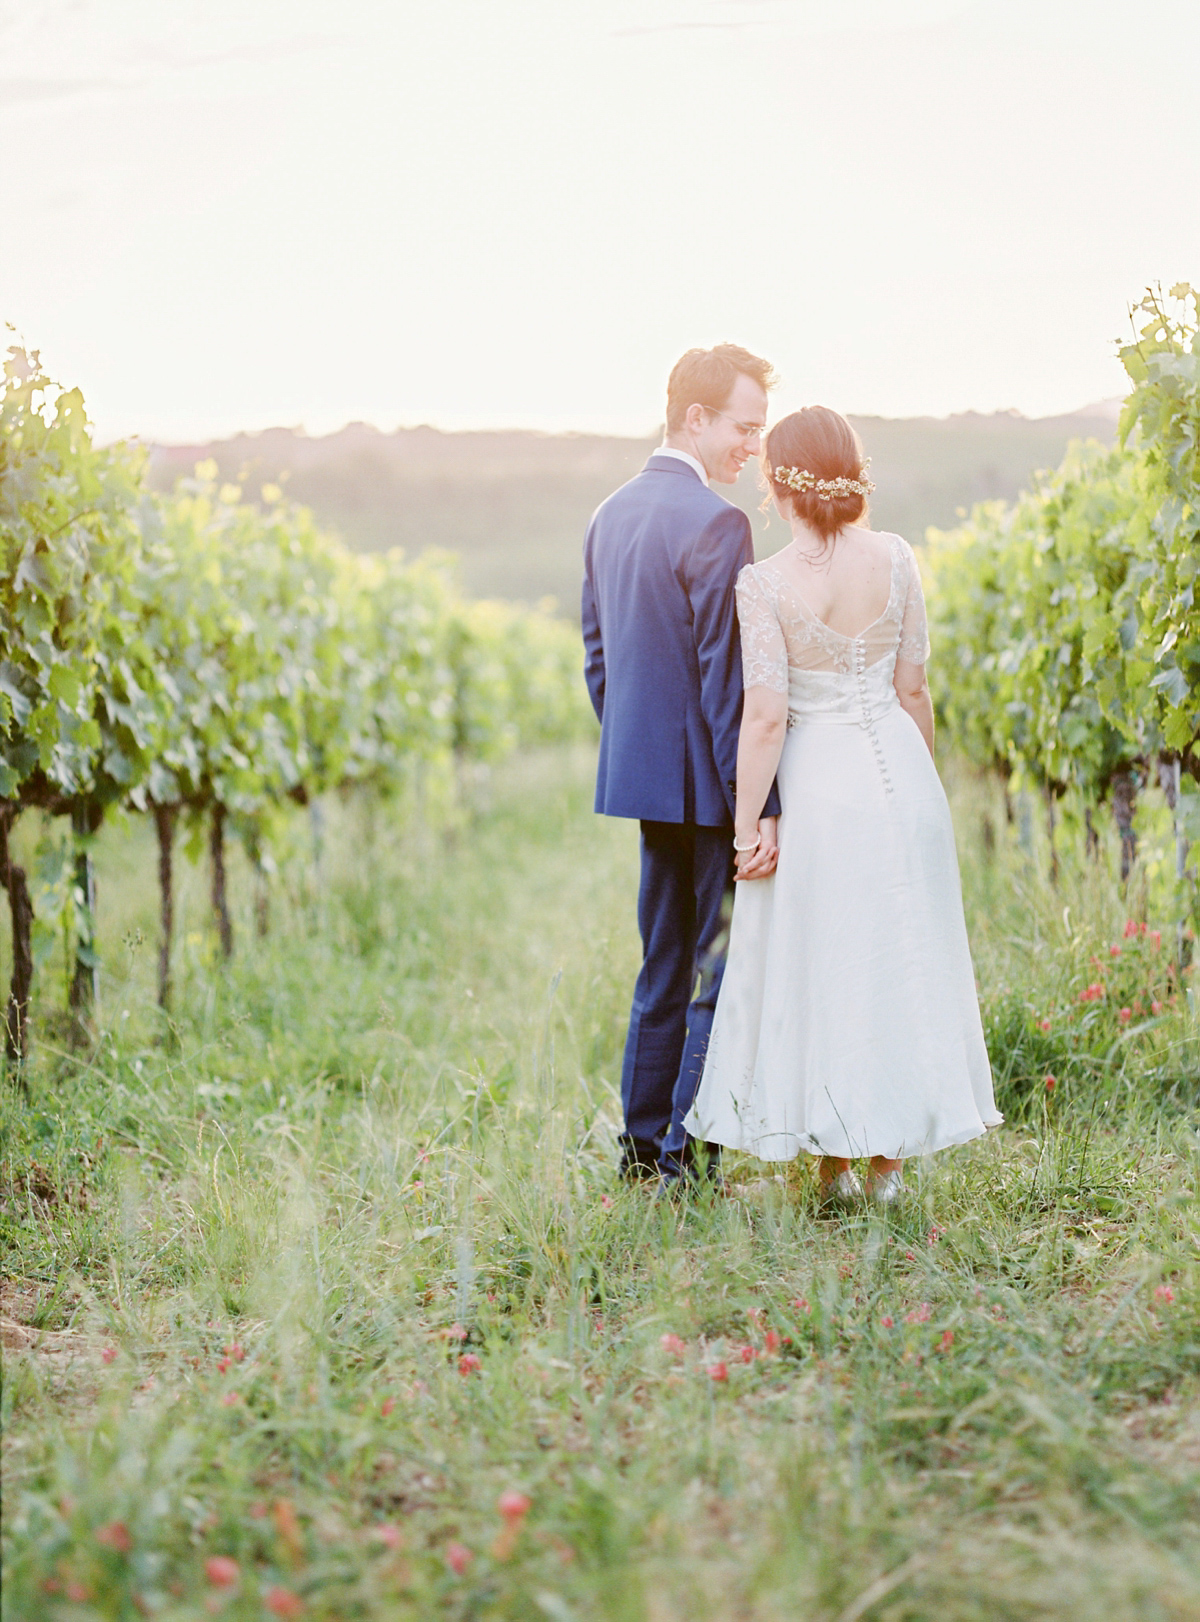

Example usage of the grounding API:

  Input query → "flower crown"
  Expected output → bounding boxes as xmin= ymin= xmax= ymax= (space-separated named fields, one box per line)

xmin=772 ymin=460 xmax=875 ymax=501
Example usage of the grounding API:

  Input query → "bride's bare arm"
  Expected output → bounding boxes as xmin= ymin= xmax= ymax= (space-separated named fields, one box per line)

xmin=734 ymin=686 xmax=788 ymax=879
xmin=894 ymin=656 xmax=934 ymax=757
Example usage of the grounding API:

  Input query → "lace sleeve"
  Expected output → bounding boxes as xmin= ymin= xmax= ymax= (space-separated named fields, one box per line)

xmin=735 ymin=566 xmax=789 ymax=694
xmin=897 ymin=539 xmax=931 ymax=665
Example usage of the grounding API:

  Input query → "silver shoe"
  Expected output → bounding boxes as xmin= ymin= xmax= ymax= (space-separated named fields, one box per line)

xmin=868 ymin=1170 xmax=907 ymax=1206
xmin=820 ymin=1169 xmax=864 ymax=1207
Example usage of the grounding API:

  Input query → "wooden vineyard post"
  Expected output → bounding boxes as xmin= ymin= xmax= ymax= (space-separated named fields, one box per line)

xmin=0 ymin=806 xmax=33 ymax=1070
xmin=209 ymin=803 xmax=233 ymax=959
xmin=68 ymin=801 xmax=103 ymax=1017
xmin=1110 ymin=770 xmax=1138 ymax=884
xmin=154 ymin=803 xmax=178 ymax=1008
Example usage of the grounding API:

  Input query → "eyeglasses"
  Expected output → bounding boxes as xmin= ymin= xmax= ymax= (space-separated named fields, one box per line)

xmin=699 ymin=407 xmax=767 ymax=440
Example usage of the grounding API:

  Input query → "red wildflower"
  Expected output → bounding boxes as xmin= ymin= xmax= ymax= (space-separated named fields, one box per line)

xmin=458 ymin=1353 xmax=482 ymax=1376
xmin=216 ymin=1357 xmax=231 ymax=1375
xmin=708 ymin=1361 xmax=729 ymax=1382
xmin=881 ymin=1315 xmax=895 ymax=1329
xmin=264 ymin=1586 xmax=304 ymax=1617
xmin=96 ymin=1521 xmax=132 ymax=1554
xmin=224 ymin=1342 xmax=244 ymax=1362
xmin=220 ymin=1390 xmax=241 ymax=1407
xmin=904 ymin=1250 xmax=916 ymax=1261
xmin=792 ymin=1297 xmax=810 ymax=1315
xmin=1118 ymin=1007 xmax=1132 ymax=1024
xmin=927 ymin=1227 xmax=941 ymax=1246
xmin=381 ymin=1396 xmax=396 ymax=1417
xmin=102 ymin=1346 xmax=118 ymax=1364
xmin=1154 ymin=1285 xmax=1175 ymax=1304
xmin=66 ymin=1584 xmax=92 ymax=1603
xmin=660 ymin=1333 xmax=686 ymax=1355
xmin=445 ymin=1542 xmax=473 ymax=1575
xmin=600 ymin=1194 xmax=613 ymax=1209
xmin=1039 ymin=1017 xmax=1051 ymax=1031
xmin=905 ymin=1303 xmax=932 ymax=1325
xmin=372 ymin=1524 xmax=403 ymax=1549
xmin=1110 ymin=943 xmax=1122 ymax=957
xmin=497 ymin=1490 xmax=532 ymax=1523
xmin=204 ymin=1557 xmax=239 ymax=1588
xmin=737 ymin=1344 xmax=756 ymax=1364
xmin=1152 ymin=1000 xmax=1163 ymax=1015
xmin=763 ymin=1329 xmax=781 ymax=1353
xmin=441 ymin=1323 xmax=468 ymax=1342
xmin=939 ymin=1330 xmax=955 ymax=1351
xmin=1150 ymin=930 xmax=1162 ymax=949
xmin=1045 ymin=1074 xmax=1056 ymax=1091
xmin=1123 ymin=919 xmax=1139 ymax=938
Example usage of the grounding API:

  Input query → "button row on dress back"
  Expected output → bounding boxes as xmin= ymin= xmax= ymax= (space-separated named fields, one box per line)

xmin=853 ymin=638 xmax=893 ymax=797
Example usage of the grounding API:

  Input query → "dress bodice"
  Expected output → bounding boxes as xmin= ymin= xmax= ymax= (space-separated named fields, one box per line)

xmin=735 ymin=530 xmax=930 ymax=721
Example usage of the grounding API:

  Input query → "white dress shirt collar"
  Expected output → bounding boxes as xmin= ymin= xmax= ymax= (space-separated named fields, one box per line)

xmin=654 ymin=445 xmax=709 ymax=486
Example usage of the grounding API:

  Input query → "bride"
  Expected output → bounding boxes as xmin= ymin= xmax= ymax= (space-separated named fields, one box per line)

xmin=683 ymin=405 xmax=1000 ymax=1204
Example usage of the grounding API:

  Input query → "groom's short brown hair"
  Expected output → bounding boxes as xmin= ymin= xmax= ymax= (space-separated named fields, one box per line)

xmin=665 ymin=344 xmax=776 ymax=433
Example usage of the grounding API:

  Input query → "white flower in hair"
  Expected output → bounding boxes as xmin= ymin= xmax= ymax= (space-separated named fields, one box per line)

xmin=772 ymin=460 xmax=875 ymax=501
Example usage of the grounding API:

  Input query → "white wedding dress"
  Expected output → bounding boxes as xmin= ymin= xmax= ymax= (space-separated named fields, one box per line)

xmin=684 ymin=533 xmax=1000 ymax=1162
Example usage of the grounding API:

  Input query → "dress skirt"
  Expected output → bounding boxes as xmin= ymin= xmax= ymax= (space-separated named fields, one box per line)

xmin=684 ymin=698 xmax=1000 ymax=1161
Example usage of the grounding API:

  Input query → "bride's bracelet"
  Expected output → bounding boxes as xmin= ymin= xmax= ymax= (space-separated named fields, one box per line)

xmin=732 ymin=832 xmax=761 ymax=854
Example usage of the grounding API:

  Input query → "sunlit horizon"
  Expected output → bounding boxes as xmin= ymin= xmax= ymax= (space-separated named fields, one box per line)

xmin=3 ymin=0 xmax=1196 ymax=443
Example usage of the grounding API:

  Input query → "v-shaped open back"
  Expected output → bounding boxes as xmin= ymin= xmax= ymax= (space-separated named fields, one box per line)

xmin=736 ymin=531 xmax=931 ymax=686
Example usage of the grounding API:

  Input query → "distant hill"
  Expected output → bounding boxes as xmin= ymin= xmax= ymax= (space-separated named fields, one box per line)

xmin=144 ymin=404 xmax=1119 ymax=614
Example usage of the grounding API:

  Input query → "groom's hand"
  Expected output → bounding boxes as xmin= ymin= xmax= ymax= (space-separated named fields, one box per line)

xmin=734 ymin=817 xmax=778 ymax=881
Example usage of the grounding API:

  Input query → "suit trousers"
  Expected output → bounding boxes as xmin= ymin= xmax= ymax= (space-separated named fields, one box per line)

xmin=619 ymin=820 xmax=734 ymax=1178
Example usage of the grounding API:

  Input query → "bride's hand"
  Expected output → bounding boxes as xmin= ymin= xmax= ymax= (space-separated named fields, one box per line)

xmin=734 ymin=817 xmax=779 ymax=881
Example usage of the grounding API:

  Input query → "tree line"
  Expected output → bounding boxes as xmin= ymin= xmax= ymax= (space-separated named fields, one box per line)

xmin=0 ymin=348 xmax=594 ymax=1063
xmin=925 ymin=284 xmax=1199 ymax=905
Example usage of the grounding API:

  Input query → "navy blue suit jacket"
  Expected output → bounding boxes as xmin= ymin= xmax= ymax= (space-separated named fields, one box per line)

xmin=582 ymin=454 xmax=781 ymax=827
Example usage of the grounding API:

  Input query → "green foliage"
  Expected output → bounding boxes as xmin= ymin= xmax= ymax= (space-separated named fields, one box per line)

xmin=2 ymin=351 xmax=594 ymax=1030
xmin=0 ymin=347 xmax=151 ymax=808
xmin=927 ymin=285 xmax=1199 ymax=812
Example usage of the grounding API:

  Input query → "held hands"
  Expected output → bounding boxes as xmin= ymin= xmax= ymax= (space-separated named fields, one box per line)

xmin=733 ymin=816 xmax=778 ymax=881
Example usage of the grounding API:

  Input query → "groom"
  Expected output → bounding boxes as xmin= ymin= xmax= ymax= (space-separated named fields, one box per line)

xmin=582 ymin=344 xmax=780 ymax=1187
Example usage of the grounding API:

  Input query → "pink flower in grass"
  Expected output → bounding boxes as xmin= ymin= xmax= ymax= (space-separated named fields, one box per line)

xmin=445 ymin=1542 xmax=473 ymax=1575
xmin=1118 ymin=1007 xmax=1132 ymax=1025
xmin=1152 ymin=1000 xmax=1163 ymax=1015
xmin=264 ymin=1586 xmax=304 ymax=1617
xmin=441 ymin=1324 xmax=468 ymax=1342
xmin=458 ymin=1353 xmax=482 ymax=1376
xmin=1045 ymin=1075 xmax=1056 ymax=1092
xmin=939 ymin=1330 xmax=955 ymax=1352
xmin=600 ymin=1194 xmax=613 ymax=1209
xmin=96 ymin=1522 xmax=132 ymax=1554
xmin=1110 ymin=943 xmax=1122 ymax=958
xmin=372 ymin=1524 xmax=403 ymax=1549
xmin=763 ymin=1329 xmax=781 ymax=1353
xmin=220 ymin=1390 xmax=241 ymax=1407
xmin=1123 ymin=919 xmax=1139 ymax=939
xmin=1150 ymin=930 xmax=1162 ymax=949
xmin=204 ymin=1557 xmax=239 ymax=1588
xmin=660 ymin=1333 xmax=686 ymax=1356
xmin=381 ymin=1396 xmax=396 ymax=1417
xmin=1040 ymin=1018 xmax=1052 ymax=1032
xmin=707 ymin=1361 xmax=729 ymax=1382
xmin=498 ymin=1491 xmax=532 ymax=1523
xmin=905 ymin=1303 xmax=932 ymax=1325
xmin=880 ymin=1316 xmax=895 ymax=1329
xmin=102 ymin=1346 xmax=118 ymax=1364
xmin=792 ymin=1297 xmax=810 ymax=1315
xmin=1154 ymin=1285 xmax=1175 ymax=1304
xmin=737 ymin=1344 xmax=756 ymax=1364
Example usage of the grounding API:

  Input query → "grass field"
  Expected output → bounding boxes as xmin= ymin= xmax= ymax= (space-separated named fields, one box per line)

xmin=2 ymin=747 xmax=1199 ymax=1621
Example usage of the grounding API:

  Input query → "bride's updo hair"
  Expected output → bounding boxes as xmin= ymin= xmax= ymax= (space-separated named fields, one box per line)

xmin=764 ymin=406 xmax=871 ymax=541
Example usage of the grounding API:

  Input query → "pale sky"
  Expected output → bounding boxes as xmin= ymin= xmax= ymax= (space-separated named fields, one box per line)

xmin=2 ymin=0 xmax=1197 ymax=441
